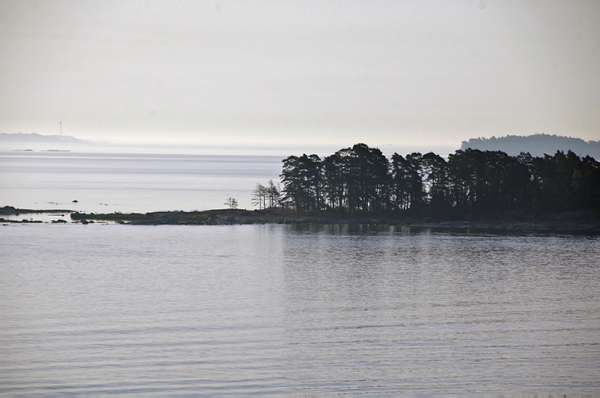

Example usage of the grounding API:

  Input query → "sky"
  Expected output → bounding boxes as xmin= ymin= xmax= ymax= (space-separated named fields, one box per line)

xmin=1 ymin=0 xmax=599 ymax=150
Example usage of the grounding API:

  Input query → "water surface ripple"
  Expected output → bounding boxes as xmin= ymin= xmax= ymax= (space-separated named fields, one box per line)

xmin=1 ymin=224 xmax=598 ymax=394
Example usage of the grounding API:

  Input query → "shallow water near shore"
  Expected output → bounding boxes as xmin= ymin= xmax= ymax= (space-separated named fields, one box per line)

xmin=1 ymin=223 xmax=599 ymax=394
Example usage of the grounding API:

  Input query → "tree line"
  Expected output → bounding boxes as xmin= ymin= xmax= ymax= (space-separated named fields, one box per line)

xmin=278 ymin=143 xmax=600 ymax=218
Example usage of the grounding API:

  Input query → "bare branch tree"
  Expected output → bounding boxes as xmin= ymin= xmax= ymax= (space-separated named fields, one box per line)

xmin=266 ymin=179 xmax=281 ymax=209
xmin=224 ymin=197 xmax=238 ymax=209
xmin=251 ymin=183 xmax=267 ymax=210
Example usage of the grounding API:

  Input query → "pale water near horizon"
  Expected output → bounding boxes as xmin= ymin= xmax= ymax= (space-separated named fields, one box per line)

xmin=0 ymin=150 xmax=283 ymax=214
xmin=1 ymin=223 xmax=599 ymax=394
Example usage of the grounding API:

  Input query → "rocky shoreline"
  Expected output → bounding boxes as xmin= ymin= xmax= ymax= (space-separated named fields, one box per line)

xmin=2 ymin=206 xmax=599 ymax=234
xmin=66 ymin=208 xmax=600 ymax=234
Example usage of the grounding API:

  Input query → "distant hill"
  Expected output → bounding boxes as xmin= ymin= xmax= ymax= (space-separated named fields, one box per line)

xmin=0 ymin=133 xmax=84 ymax=143
xmin=461 ymin=134 xmax=600 ymax=159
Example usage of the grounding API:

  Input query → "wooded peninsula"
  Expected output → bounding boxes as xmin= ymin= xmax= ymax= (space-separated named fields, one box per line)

xmin=4 ymin=143 xmax=599 ymax=232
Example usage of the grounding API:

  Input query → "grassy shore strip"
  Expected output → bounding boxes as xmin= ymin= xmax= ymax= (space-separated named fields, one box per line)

xmin=70 ymin=209 xmax=284 ymax=224
xmin=66 ymin=209 xmax=600 ymax=234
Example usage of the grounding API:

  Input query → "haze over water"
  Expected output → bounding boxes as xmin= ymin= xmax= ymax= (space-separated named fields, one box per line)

xmin=1 ymin=223 xmax=599 ymax=394
xmin=0 ymin=148 xmax=283 ymax=214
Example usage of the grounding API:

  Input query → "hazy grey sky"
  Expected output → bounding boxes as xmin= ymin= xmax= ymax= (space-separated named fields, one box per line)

xmin=1 ymin=0 xmax=599 ymax=148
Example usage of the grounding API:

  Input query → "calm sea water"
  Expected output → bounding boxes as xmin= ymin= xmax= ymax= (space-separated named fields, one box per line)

xmin=0 ymin=150 xmax=283 ymax=214
xmin=1 ymin=223 xmax=599 ymax=394
xmin=2 ymin=149 xmax=600 ymax=393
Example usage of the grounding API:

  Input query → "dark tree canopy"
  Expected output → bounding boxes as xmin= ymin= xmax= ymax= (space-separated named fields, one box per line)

xmin=279 ymin=144 xmax=600 ymax=218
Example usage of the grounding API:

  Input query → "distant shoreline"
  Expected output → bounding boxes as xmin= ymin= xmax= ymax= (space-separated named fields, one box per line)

xmin=0 ymin=132 xmax=84 ymax=143
xmin=2 ymin=206 xmax=599 ymax=234
xmin=1 ymin=206 xmax=75 ymax=215
xmin=462 ymin=133 xmax=600 ymax=159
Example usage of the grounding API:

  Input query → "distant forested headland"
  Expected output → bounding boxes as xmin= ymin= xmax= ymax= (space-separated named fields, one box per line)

xmin=0 ymin=133 xmax=83 ymax=143
xmin=462 ymin=134 xmax=600 ymax=159
xmin=278 ymin=143 xmax=600 ymax=218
